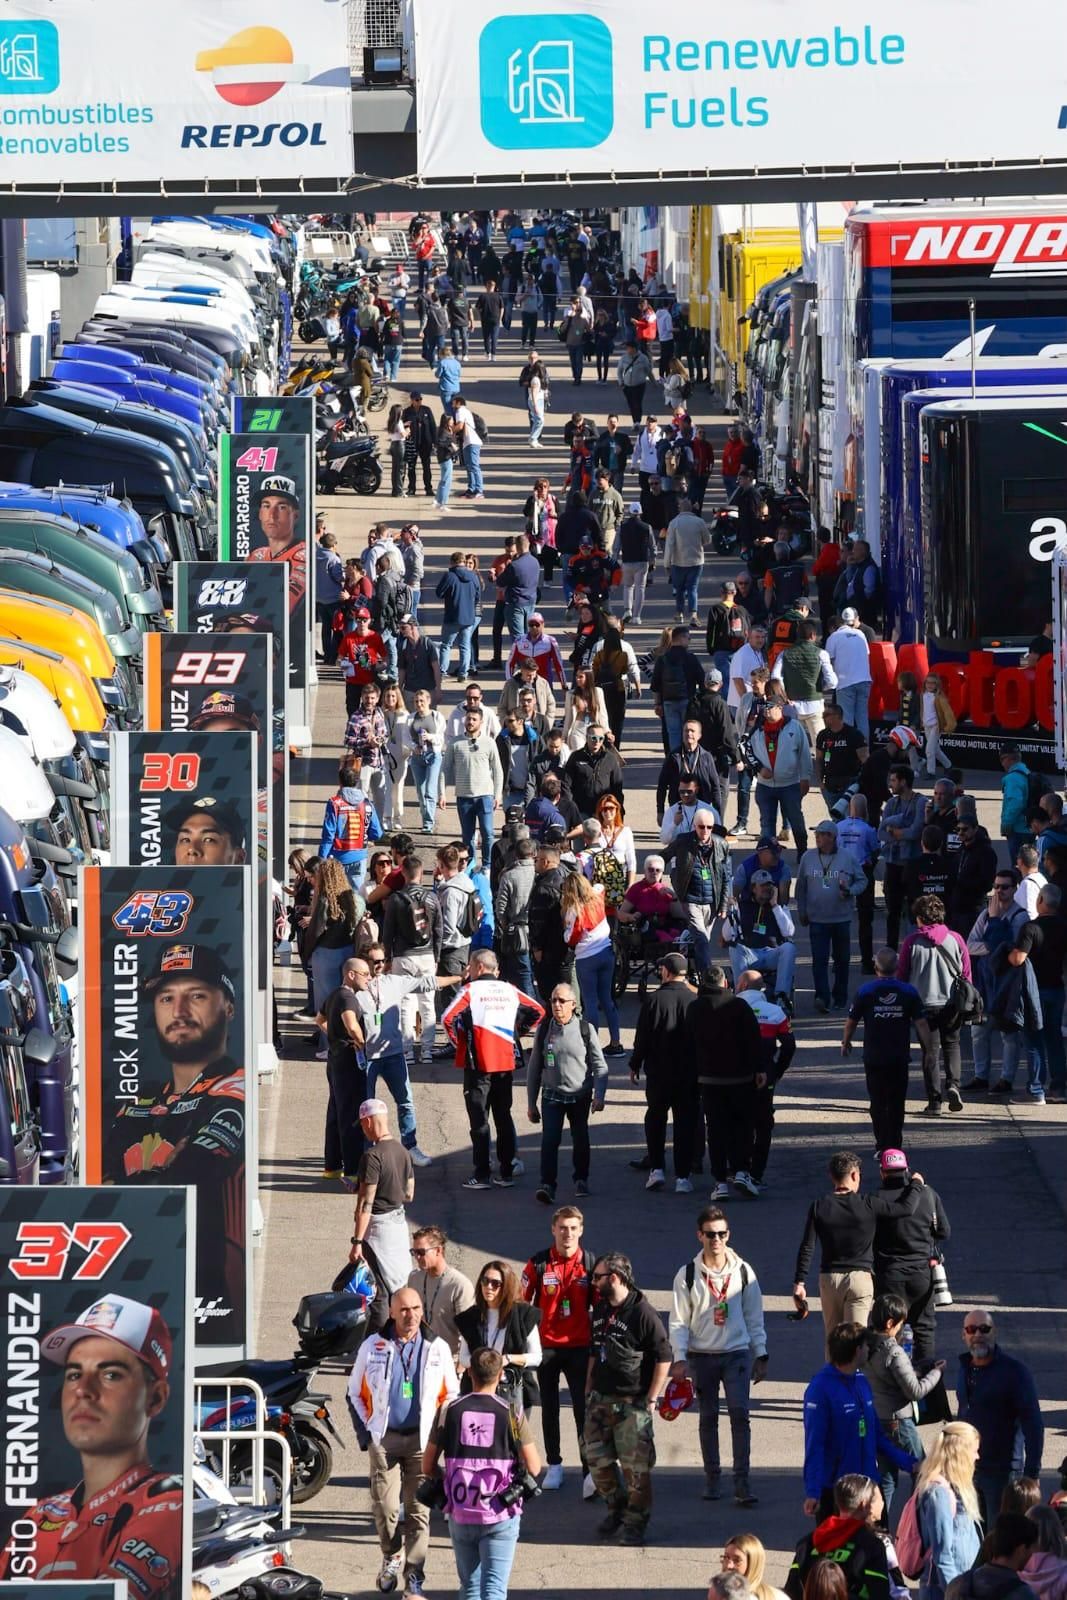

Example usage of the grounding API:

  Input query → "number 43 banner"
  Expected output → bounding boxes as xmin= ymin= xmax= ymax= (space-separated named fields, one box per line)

xmin=79 ymin=865 xmax=254 ymax=1360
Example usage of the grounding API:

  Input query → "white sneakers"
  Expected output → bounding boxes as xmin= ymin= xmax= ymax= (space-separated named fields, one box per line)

xmin=583 ymin=1472 xmax=597 ymax=1500
xmin=543 ymin=1463 xmax=565 ymax=1490
xmin=710 ymin=1181 xmax=731 ymax=1201
xmin=409 ymin=1147 xmax=433 ymax=1168
xmin=675 ymin=1177 xmax=694 ymax=1194
xmin=733 ymin=1170 xmax=760 ymax=1198
xmin=645 ymin=1168 xmax=665 ymax=1190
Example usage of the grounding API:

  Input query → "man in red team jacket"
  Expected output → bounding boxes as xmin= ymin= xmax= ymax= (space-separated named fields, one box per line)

xmin=442 ymin=949 xmax=543 ymax=1192
xmin=521 ymin=1205 xmax=597 ymax=1492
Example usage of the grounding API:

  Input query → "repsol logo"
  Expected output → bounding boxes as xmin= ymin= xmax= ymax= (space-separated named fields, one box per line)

xmin=180 ymin=120 xmax=327 ymax=149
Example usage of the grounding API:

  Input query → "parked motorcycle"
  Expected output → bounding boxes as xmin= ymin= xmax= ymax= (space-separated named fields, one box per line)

xmin=316 ymin=422 xmax=382 ymax=496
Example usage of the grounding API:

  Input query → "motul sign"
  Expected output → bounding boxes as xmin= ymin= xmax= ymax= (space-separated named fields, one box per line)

xmin=866 ymin=218 xmax=1067 ymax=274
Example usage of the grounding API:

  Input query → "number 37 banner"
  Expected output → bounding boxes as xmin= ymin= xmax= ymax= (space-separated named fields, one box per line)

xmin=79 ymin=865 xmax=253 ymax=1360
xmin=0 ymin=1187 xmax=192 ymax=1597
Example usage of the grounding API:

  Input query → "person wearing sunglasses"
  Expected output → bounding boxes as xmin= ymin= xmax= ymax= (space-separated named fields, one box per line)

xmin=668 ymin=1206 xmax=767 ymax=1507
xmin=455 ymin=1262 xmax=542 ymax=1418
xmin=955 ymin=1311 xmax=1044 ymax=1524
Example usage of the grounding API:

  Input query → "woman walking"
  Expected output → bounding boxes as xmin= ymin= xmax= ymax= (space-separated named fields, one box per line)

xmin=560 ymin=872 xmax=624 ymax=1057
xmin=386 ymin=403 xmax=408 ymax=499
xmin=456 ymin=1262 xmax=542 ymax=1418
xmin=915 ymin=1421 xmax=983 ymax=1600
xmin=380 ymin=683 xmax=410 ymax=830
xmin=301 ymin=858 xmax=360 ymax=1058
xmin=406 ymin=688 xmax=446 ymax=832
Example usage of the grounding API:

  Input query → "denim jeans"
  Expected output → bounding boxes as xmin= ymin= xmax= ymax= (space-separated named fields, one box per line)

xmin=576 ymin=946 xmax=620 ymax=1040
xmin=1002 ymin=1028 xmax=1046 ymax=1096
xmin=383 ymin=345 xmax=401 ymax=382
xmin=835 ymin=680 xmax=872 ymax=740
xmin=440 ymin=622 xmax=474 ymax=678
xmin=527 ymin=404 xmax=544 ymax=445
xmin=450 ymin=1513 xmax=521 ymax=1600
xmin=878 ymin=1414 xmax=922 ymax=1516
xmin=435 ymin=454 xmax=454 ymax=508
xmin=311 ymin=945 xmax=349 ymax=1049
xmin=568 ymin=346 xmax=584 ymax=382
xmin=451 ymin=326 xmax=469 ymax=358
xmin=662 ymin=699 xmax=689 ymax=756
xmin=728 ymin=941 xmax=796 ymax=996
xmin=755 ymin=781 xmax=808 ymax=854
xmin=671 ymin=564 xmax=701 ymax=617
xmin=505 ymin=599 xmax=533 ymax=642
xmin=501 ymin=947 xmax=534 ymax=997
xmin=457 ymin=793 xmax=494 ymax=867
xmin=409 ymin=749 xmax=443 ymax=828
xmin=366 ymin=1049 xmax=418 ymax=1148
xmin=340 ymin=856 xmax=368 ymax=892
xmin=381 ymin=630 xmax=398 ymax=679
xmin=734 ymin=767 xmax=753 ymax=830
xmin=539 ymin=1092 xmax=592 ymax=1185
xmin=482 ymin=323 xmax=499 ymax=357
xmin=463 ymin=443 xmax=484 ymax=495
xmin=690 ymin=1349 xmax=752 ymax=1481
xmin=809 ymin=921 xmax=852 ymax=1007
xmin=1036 ymin=985 xmax=1066 ymax=1093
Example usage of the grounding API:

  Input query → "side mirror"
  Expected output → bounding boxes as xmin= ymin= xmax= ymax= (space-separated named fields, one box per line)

xmin=23 ymin=1027 xmax=57 ymax=1069
xmin=56 ymin=927 xmax=79 ymax=967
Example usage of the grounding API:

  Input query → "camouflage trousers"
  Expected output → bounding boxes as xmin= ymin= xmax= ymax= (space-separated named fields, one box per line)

xmin=583 ymin=1392 xmax=657 ymax=1528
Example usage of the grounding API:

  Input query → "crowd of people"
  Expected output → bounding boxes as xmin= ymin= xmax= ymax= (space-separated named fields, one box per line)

xmin=291 ymin=211 xmax=1059 ymax=1600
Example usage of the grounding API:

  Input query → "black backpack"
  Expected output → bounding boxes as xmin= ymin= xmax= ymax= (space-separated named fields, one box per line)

xmin=459 ymin=885 xmax=483 ymax=939
xmin=472 ymin=412 xmax=490 ymax=445
xmin=1025 ymin=768 xmax=1048 ymax=814
xmin=684 ymin=1258 xmax=750 ymax=1293
xmin=394 ymin=887 xmax=434 ymax=950
xmin=528 ymin=1244 xmax=596 ymax=1294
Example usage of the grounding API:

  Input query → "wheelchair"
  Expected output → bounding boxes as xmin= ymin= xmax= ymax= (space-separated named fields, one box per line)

xmin=611 ymin=918 xmax=697 ymax=999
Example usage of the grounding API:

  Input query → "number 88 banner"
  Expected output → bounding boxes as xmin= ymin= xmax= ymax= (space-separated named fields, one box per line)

xmin=79 ymin=864 xmax=253 ymax=1360
xmin=0 ymin=1186 xmax=192 ymax=1596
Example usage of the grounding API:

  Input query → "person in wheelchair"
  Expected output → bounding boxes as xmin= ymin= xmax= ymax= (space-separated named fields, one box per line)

xmin=721 ymin=869 xmax=797 ymax=1012
xmin=615 ymin=855 xmax=688 ymax=947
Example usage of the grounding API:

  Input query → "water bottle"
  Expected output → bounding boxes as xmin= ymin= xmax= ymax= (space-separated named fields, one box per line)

xmin=901 ymin=1323 xmax=914 ymax=1360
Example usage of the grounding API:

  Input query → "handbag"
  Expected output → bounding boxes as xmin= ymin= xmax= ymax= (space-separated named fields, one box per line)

xmin=917 ymin=1373 xmax=953 ymax=1425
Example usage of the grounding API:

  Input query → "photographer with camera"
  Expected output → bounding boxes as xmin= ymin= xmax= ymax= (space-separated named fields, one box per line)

xmin=421 ymin=1346 xmax=542 ymax=1600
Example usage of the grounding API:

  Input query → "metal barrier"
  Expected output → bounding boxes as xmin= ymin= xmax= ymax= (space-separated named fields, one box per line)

xmin=193 ymin=1374 xmax=294 ymax=1532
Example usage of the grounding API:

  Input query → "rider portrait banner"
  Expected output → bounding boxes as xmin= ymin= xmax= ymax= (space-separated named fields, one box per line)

xmin=0 ymin=0 xmax=351 ymax=185
xmin=0 ymin=1186 xmax=192 ymax=1597
xmin=173 ymin=561 xmax=290 ymax=881
xmin=79 ymin=864 xmax=253 ymax=1361
xmin=413 ymin=0 xmax=1067 ymax=180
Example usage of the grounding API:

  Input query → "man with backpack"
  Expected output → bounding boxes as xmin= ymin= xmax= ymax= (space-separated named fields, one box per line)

xmin=669 ymin=1206 xmax=767 ymax=1507
xmin=401 ymin=391 xmax=436 ymax=497
xmin=319 ymin=763 xmax=384 ymax=891
xmin=965 ymin=870 xmax=1030 ymax=1094
xmin=896 ymin=894 xmax=974 ymax=1115
xmin=651 ymin=625 xmax=707 ymax=757
xmin=521 ymin=1206 xmax=598 ymax=1493
xmin=999 ymin=743 xmax=1039 ymax=864
xmin=435 ymin=844 xmax=484 ymax=982
xmin=451 ymin=392 xmax=488 ymax=500
xmin=785 ymin=1472 xmax=892 ymax=1600
xmin=527 ymin=986 xmax=607 ymax=1205
xmin=382 ymin=853 xmax=443 ymax=1065
xmin=577 ymin=819 xmax=629 ymax=921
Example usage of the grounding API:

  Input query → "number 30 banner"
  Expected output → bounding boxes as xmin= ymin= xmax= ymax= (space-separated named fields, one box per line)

xmin=79 ymin=865 xmax=253 ymax=1360
xmin=0 ymin=1186 xmax=192 ymax=1595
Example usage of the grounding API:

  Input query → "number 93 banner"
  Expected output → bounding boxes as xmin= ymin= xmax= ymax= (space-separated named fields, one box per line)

xmin=0 ymin=1186 xmax=192 ymax=1598
xmin=79 ymin=865 xmax=253 ymax=1360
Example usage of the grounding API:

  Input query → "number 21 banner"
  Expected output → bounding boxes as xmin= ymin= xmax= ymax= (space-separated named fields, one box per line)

xmin=0 ymin=1186 xmax=192 ymax=1596
xmin=79 ymin=865 xmax=253 ymax=1359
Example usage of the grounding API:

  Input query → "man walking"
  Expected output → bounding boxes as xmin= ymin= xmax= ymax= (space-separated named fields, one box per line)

xmin=407 ymin=1226 xmax=475 ymax=1358
xmin=348 ymin=1101 xmax=417 ymax=1326
xmin=792 ymin=1150 xmax=925 ymax=1342
xmin=802 ymin=1322 xmax=914 ymax=1520
xmin=319 ymin=763 xmax=384 ymax=892
xmin=521 ymin=1206 xmax=597 ymax=1492
xmin=382 ymin=854 xmax=444 ymax=1065
xmin=843 ymin=950 xmax=933 ymax=1153
xmin=663 ymin=810 xmax=731 ymax=973
xmin=685 ymin=966 xmax=764 ymax=1200
xmin=347 ymin=1284 xmax=458 ymax=1597
xmin=873 ymin=1149 xmax=952 ymax=1366
xmin=664 ymin=497 xmax=711 ymax=625
xmin=500 ymin=534 xmax=541 ymax=644
xmin=629 ymin=951 xmax=699 ymax=1193
xmin=422 ymin=1347 xmax=541 ymax=1600
xmin=656 ymin=718 xmax=725 ymax=826
xmin=527 ymin=983 xmax=607 ymax=1203
xmin=354 ymin=948 xmax=459 ymax=1169
xmin=750 ymin=699 xmax=813 ymax=855
xmin=400 ymin=392 xmax=435 ymax=497
xmin=796 ymin=820 xmax=867 ymax=1013
xmin=669 ymin=1208 xmax=767 ymax=1507
xmin=956 ymin=1311 xmax=1044 ymax=1522
xmin=451 ymin=392 xmax=485 ymax=500
xmin=435 ymin=551 xmax=481 ymax=681
xmin=322 ymin=956 xmax=369 ymax=1185
xmin=442 ymin=949 xmax=545 ymax=1191
xmin=999 ymin=743 xmax=1034 ymax=864
xmin=827 ymin=609 xmax=873 ymax=740
xmin=651 ymin=625 xmax=706 ymax=756
xmin=441 ymin=707 xmax=503 ymax=869
xmin=584 ymin=1252 xmax=673 ymax=1546
xmin=878 ymin=765 xmax=925 ymax=950
xmin=529 ymin=840 xmax=574 ymax=1003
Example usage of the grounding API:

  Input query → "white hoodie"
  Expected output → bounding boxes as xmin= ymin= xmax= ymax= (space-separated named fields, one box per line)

xmin=669 ymin=1248 xmax=767 ymax=1360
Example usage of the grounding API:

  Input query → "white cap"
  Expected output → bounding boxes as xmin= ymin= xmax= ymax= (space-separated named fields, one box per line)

xmin=629 ymin=501 xmax=642 ymax=514
xmin=841 ymin=606 xmax=859 ymax=625
xmin=42 ymin=1294 xmax=172 ymax=1381
xmin=359 ymin=1098 xmax=389 ymax=1120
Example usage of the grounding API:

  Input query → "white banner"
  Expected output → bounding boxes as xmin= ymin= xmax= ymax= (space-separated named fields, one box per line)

xmin=0 ymin=0 xmax=351 ymax=183
xmin=414 ymin=0 xmax=1067 ymax=180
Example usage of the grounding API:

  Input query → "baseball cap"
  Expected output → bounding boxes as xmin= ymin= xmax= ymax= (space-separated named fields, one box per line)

xmin=42 ymin=1295 xmax=173 ymax=1382
xmin=841 ymin=606 xmax=859 ymax=625
xmin=359 ymin=1098 xmax=389 ymax=1120
xmin=190 ymin=691 xmax=259 ymax=730
xmin=814 ymin=818 xmax=838 ymax=835
xmin=658 ymin=952 xmax=688 ymax=976
xmin=144 ymin=942 xmax=237 ymax=1003
xmin=879 ymin=1148 xmax=909 ymax=1174
xmin=706 ymin=667 xmax=723 ymax=687
xmin=530 ymin=612 xmax=545 ymax=625
xmin=722 ymin=580 xmax=737 ymax=595
xmin=352 ymin=605 xmax=372 ymax=620
xmin=750 ymin=869 xmax=775 ymax=885
xmin=542 ymin=824 xmax=567 ymax=844
xmin=253 ymin=474 xmax=299 ymax=506
xmin=755 ymin=836 xmax=781 ymax=852
xmin=629 ymin=501 xmax=642 ymax=514
xmin=165 ymin=795 xmax=245 ymax=846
